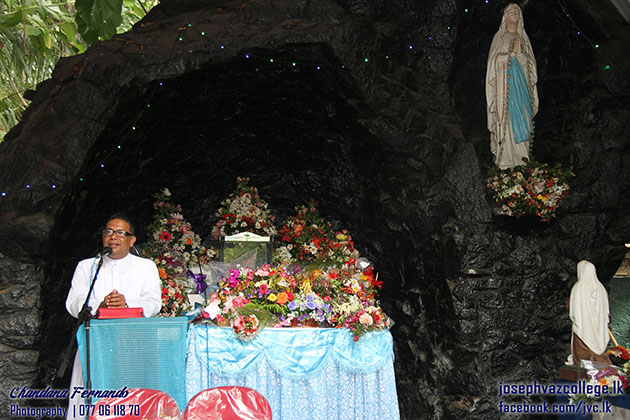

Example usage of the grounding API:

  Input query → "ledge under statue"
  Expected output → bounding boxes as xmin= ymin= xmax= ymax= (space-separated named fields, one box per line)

xmin=486 ymin=3 xmax=539 ymax=169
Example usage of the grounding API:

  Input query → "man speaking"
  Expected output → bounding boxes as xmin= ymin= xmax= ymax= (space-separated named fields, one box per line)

xmin=65 ymin=214 xmax=161 ymax=419
xmin=66 ymin=214 xmax=161 ymax=317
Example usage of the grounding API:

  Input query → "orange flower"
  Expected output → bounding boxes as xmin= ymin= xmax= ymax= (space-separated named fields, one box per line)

xmin=276 ymin=292 xmax=289 ymax=305
xmin=158 ymin=267 xmax=167 ymax=279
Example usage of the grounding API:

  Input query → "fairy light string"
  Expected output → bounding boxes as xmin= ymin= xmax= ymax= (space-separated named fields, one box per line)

xmin=556 ymin=0 xmax=623 ymax=75
xmin=1 ymin=1 xmax=620 ymax=197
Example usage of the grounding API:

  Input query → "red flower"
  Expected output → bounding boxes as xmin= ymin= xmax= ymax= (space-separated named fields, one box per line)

xmin=160 ymin=231 xmax=172 ymax=242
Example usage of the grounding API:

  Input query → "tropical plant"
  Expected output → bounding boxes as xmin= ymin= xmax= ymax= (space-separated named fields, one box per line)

xmin=0 ymin=0 xmax=157 ymax=142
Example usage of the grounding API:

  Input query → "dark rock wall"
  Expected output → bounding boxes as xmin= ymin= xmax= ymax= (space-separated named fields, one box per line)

xmin=0 ymin=0 xmax=629 ymax=419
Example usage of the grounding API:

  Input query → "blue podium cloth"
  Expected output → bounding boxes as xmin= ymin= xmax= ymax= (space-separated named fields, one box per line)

xmin=76 ymin=317 xmax=188 ymax=410
xmin=186 ymin=325 xmax=400 ymax=420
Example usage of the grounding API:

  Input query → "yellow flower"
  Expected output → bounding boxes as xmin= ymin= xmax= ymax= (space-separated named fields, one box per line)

xmin=267 ymin=293 xmax=277 ymax=302
xmin=336 ymin=233 xmax=347 ymax=241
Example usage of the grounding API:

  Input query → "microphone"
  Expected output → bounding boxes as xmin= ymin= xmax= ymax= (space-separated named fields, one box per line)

xmin=97 ymin=246 xmax=113 ymax=258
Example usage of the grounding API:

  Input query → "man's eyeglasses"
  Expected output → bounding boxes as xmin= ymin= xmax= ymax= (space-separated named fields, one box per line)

xmin=102 ymin=229 xmax=134 ymax=238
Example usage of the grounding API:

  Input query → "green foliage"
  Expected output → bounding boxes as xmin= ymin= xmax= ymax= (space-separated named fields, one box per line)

xmin=0 ymin=0 xmax=157 ymax=142
xmin=75 ymin=0 xmax=122 ymax=45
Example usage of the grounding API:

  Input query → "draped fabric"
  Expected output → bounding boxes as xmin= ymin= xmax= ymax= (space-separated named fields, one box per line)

xmin=186 ymin=326 xmax=400 ymax=420
xmin=507 ymin=57 xmax=534 ymax=144
xmin=77 ymin=319 xmax=400 ymax=420
xmin=77 ymin=317 xmax=189 ymax=411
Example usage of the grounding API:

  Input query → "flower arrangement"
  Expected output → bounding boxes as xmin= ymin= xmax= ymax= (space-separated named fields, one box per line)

xmin=211 ymin=177 xmax=277 ymax=239
xmin=160 ymin=278 xmax=189 ymax=318
xmin=143 ymin=188 xmax=216 ymax=316
xmin=231 ymin=314 xmax=260 ymax=341
xmin=207 ymin=265 xmax=297 ymax=322
xmin=608 ymin=345 xmax=630 ymax=363
xmin=340 ymin=306 xmax=389 ymax=341
xmin=569 ymin=365 xmax=626 ymax=405
xmin=486 ymin=161 xmax=574 ymax=222
xmin=201 ymin=259 xmax=389 ymax=340
xmin=608 ymin=345 xmax=630 ymax=390
xmin=274 ymin=200 xmax=359 ymax=268
xmin=151 ymin=182 xmax=392 ymax=341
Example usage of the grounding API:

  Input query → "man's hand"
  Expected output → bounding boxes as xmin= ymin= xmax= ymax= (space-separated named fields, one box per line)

xmin=98 ymin=289 xmax=127 ymax=308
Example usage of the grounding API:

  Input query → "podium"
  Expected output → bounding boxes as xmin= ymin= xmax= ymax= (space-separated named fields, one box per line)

xmin=77 ymin=317 xmax=188 ymax=410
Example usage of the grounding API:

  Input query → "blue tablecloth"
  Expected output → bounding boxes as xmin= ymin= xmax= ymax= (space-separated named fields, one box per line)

xmin=76 ymin=317 xmax=188 ymax=410
xmin=186 ymin=325 xmax=400 ymax=420
xmin=77 ymin=319 xmax=401 ymax=420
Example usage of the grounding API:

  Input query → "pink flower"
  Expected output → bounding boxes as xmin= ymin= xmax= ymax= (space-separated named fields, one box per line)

xmin=255 ymin=264 xmax=271 ymax=276
xmin=359 ymin=312 xmax=373 ymax=326
xmin=233 ymin=316 xmax=244 ymax=329
xmin=233 ymin=297 xmax=250 ymax=307
xmin=259 ymin=283 xmax=269 ymax=294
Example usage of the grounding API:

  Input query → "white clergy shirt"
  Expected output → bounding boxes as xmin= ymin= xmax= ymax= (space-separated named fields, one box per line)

xmin=65 ymin=253 xmax=161 ymax=318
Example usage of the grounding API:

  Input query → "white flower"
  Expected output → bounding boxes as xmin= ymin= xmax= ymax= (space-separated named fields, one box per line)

xmin=350 ymin=280 xmax=361 ymax=293
xmin=304 ymin=242 xmax=318 ymax=255
xmin=359 ymin=313 xmax=373 ymax=325
xmin=204 ymin=301 xmax=222 ymax=320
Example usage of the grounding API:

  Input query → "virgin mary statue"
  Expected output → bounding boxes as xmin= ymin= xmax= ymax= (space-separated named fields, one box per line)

xmin=486 ymin=3 xmax=539 ymax=169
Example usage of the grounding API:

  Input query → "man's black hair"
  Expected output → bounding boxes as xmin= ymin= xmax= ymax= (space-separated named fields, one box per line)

xmin=105 ymin=213 xmax=136 ymax=235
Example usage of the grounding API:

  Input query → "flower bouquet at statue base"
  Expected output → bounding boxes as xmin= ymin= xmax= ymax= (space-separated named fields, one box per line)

xmin=486 ymin=160 xmax=574 ymax=222
xmin=569 ymin=362 xmax=627 ymax=406
xmin=608 ymin=345 xmax=630 ymax=368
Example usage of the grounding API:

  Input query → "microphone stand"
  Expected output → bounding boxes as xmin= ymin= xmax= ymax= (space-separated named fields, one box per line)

xmin=57 ymin=250 xmax=108 ymax=415
xmin=83 ymin=253 xmax=106 ymax=408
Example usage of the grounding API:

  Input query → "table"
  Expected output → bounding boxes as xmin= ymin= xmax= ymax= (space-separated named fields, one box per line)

xmin=78 ymin=319 xmax=401 ymax=419
xmin=186 ymin=325 xmax=400 ymax=420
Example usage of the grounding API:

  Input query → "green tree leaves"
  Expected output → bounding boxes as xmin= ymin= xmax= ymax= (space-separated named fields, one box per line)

xmin=0 ymin=0 xmax=157 ymax=142
xmin=75 ymin=0 xmax=122 ymax=44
